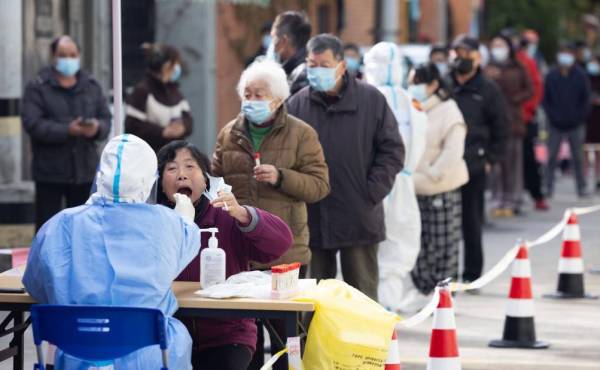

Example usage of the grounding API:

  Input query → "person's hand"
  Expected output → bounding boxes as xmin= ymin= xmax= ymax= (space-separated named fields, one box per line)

xmin=210 ymin=190 xmax=250 ymax=224
xmin=174 ymin=193 xmax=195 ymax=223
xmin=79 ymin=118 xmax=99 ymax=138
xmin=68 ymin=117 xmax=84 ymax=137
xmin=425 ymin=166 xmax=442 ymax=182
xmin=163 ymin=120 xmax=186 ymax=139
xmin=253 ymin=164 xmax=279 ymax=185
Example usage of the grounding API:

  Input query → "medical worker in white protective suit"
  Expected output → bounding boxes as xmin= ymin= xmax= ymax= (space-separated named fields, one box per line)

xmin=23 ymin=134 xmax=199 ymax=369
xmin=364 ymin=42 xmax=428 ymax=312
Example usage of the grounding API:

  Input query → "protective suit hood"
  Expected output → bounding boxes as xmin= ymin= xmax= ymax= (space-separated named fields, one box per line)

xmin=364 ymin=42 xmax=404 ymax=87
xmin=92 ymin=134 xmax=158 ymax=203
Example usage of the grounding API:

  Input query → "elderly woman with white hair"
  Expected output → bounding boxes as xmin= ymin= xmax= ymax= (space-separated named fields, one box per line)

xmin=212 ymin=59 xmax=329 ymax=368
xmin=213 ymin=59 xmax=329 ymax=272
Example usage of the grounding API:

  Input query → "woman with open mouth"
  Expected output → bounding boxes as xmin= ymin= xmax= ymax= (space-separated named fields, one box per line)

xmin=156 ymin=140 xmax=293 ymax=370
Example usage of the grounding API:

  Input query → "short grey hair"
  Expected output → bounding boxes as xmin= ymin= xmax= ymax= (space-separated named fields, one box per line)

xmin=307 ymin=34 xmax=343 ymax=60
xmin=237 ymin=59 xmax=290 ymax=101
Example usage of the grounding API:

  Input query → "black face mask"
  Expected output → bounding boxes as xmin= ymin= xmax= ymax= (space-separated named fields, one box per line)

xmin=452 ymin=57 xmax=474 ymax=75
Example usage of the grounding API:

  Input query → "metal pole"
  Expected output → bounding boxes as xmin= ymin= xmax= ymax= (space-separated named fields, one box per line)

xmin=111 ymin=0 xmax=123 ymax=136
xmin=438 ymin=0 xmax=448 ymax=43
xmin=380 ymin=0 xmax=399 ymax=43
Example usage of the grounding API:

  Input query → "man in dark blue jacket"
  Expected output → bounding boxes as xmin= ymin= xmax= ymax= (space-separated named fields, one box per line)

xmin=543 ymin=42 xmax=591 ymax=197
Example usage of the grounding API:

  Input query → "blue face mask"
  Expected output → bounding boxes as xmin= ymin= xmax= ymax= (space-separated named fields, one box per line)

xmin=408 ymin=83 xmax=429 ymax=102
xmin=241 ymin=99 xmax=273 ymax=125
xmin=266 ymin=42 xmax=280 ymax=63
xmin=55 ymin=57 xmax=80 ymax=77
xmin=527 ymin=44 xmax=537 ymax=58
xmin=262 ymin=35 xmax=272 ymax=50
xmin=307 ymin=65 xmax=339 ymax=92
xmin=170 ymin=64 xmax=182 ymax=82
xmin=345 ymin=57 xmax=360 ymax=73
xmin=435 ymin=62 xmax=448 ymax=76
xmin=587 ymin=62 xmax=600 ymax=76
xmin=557 ymin=52 xmax=575 ymax=67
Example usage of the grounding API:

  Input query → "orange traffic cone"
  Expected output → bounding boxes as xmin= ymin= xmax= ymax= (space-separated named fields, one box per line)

xmin=427 ymin=284 xmax=461 ymax=370
xmin=489 ymin=244 xmax=549 ymax=349
xmin=385 ymin=330 xmax=402 ymax=370
xmin=544 ymin=212 xmax=598 ymax=299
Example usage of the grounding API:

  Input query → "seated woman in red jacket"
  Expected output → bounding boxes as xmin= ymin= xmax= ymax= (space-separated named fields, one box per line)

xmin=156 ymin=140 xmax=293 ymax=370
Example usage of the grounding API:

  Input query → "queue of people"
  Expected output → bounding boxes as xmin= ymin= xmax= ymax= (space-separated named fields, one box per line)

xmin=19 ymin=9 xmax=600 ymax=369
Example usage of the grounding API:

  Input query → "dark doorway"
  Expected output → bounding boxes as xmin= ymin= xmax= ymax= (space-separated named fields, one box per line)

xmin=121 ymin=0 xmax=156 ymax=91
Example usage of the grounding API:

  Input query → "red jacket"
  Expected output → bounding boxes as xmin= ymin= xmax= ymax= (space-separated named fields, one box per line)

xmin=176 ymin=203 xmax=293 ymax=352
xmin=517 ymin=50 xmax=544 ymax=124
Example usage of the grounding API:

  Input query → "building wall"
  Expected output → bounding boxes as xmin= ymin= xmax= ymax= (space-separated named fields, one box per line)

xmin=216 ymin=4 xmax=254 ymax=130
xmin=215 ymin=1 xmax=339 ymax=132
xmin=339 ymin=0 xmax=376 ymax=46
xmin=419 ymin=0 xmax=442 ymax=43
xmin=449 ymin=0 xmax=474 ymax=38
xmin=156 ymin=0 xmax=217 ymax=154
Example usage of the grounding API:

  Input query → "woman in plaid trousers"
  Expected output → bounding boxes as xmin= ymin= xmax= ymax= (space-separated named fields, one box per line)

xmin=403 ymin=63 xmax=469 ymax=310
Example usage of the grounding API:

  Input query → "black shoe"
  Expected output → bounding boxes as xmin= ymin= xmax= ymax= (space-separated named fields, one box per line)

xmin=513 ymin=207 xmax=527 ymax=216
xmin=578 ymin=190 xmax=591 ymax=199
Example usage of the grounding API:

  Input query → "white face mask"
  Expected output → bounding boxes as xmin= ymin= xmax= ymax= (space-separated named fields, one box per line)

xmin=408 ymin=83 xmax=429 ymax=102
xmin=491 ymin=47 xmax=509 ymax=62
xmin=557 ymin=52 xmax=575 ymax=67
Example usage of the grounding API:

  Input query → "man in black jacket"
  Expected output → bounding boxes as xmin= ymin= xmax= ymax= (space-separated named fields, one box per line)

xmin=270 ymin=11 xmax=311 ymax=95
xmin=543 ymin=42 xmax=591 ymax=197
xmin=287 ymin=34 xmax=405 ymax=300
xmin=450 ymin=35 xmax=509 ymax=286
xmin=21 ymin=35 xmax=112 ymax=230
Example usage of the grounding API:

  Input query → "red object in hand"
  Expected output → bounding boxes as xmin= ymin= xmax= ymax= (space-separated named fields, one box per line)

xmin=254 ymin=152 xmax=261 ymax=167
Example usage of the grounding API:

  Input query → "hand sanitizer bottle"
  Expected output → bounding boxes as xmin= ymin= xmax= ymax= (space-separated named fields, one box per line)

xmin=200 ymin=228 xmax=226 ymax=289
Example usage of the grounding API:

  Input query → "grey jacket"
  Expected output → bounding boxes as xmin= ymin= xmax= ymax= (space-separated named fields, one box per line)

xmin=21 ymin=66 xmax=112 ymax=184
xmin=287 ymin=75 xmax=405 ymax=249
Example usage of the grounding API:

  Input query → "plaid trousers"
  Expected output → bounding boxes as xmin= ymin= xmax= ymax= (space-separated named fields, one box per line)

xmin=411 ymin=189 xmax=462 ymax=294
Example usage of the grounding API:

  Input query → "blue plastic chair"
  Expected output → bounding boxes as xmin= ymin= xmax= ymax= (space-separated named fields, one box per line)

xmin=30 ymin=305 xmax=169 ymax=370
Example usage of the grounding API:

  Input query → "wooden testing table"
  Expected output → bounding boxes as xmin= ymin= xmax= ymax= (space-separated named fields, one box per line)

xmin=0 ymin=276 xmax=314 ymax=370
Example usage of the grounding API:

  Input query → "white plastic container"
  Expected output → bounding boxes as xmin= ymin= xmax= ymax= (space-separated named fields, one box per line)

xmin=200 ymin=228 xmax=226 ymax=289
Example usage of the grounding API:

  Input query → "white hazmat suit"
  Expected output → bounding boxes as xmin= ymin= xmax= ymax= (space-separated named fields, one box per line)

xmin=23 ymin=134 xmax=199 ymax=369
xmin=364 ymin=42 xmax=428 ymax=312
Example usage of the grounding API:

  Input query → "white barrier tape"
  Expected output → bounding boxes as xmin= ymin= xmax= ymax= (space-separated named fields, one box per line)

xmin=398 ymin=288 xmax=440 ymax=328
xmin=572 ymin=204 xmax=600 ymax=216
xmin=259 ymin=348 xmax=287 ymax=370
xmin=453 ymin=246 xmax=520 ymax=291
xmin=397 ymin=204 xmax=600 ymax=329
xmin=528 ymin=210 xmax=569 ymax=248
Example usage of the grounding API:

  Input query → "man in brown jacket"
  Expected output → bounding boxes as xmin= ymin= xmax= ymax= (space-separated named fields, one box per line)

xmin=287 ymin=34 xmax=405 ymax=300
xmin=212 ymin=59 xmax=330 ymax=272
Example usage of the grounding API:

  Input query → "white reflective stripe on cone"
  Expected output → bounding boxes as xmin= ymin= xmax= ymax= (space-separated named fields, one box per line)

xmin=432 ymin=308 xmax=456 ymax=330
xmin=558 ymin=258 xmax=585 ymax=273
xmin=511 ymin=259 xmax=532 ymax=278
xmin=386 ymin=338 xmax=401 ymax=363
xmin=505 ymin=298 xmax=535 ymax=318
xmin=562 ymin=225 xmax=581 ymax=241
xmin=427 ymin=357 xmax=461 ymax=370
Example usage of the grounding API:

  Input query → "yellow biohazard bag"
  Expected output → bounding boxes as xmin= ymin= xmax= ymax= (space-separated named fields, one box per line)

xmin=294 ymin=279 xmax=400 ymax=370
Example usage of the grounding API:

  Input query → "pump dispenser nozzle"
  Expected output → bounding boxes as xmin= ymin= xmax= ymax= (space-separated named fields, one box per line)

xmin=200 ymin=228 xmax=219 ymax=248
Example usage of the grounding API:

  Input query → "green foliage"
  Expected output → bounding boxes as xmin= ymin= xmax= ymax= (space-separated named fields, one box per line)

xmin=484 ymin=0 xmax=593 ymax=61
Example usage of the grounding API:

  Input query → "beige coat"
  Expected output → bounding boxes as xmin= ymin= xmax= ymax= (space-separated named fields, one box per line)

xmin=413 ymin=95 xmax=469 ymax=195
xmin=212 ymin=106 xmax=330 ymax=268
